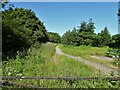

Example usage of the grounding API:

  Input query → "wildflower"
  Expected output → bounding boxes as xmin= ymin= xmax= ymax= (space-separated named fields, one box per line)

xmin=8 ymin=72 xmax=11 ymax=75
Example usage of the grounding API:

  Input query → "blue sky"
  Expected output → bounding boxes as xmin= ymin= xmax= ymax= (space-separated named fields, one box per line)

xmin=12 ymin=2 xmax=118 ymax=36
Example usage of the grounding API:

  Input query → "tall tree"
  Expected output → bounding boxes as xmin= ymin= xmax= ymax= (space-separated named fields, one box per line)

xmin=98 ymin=27 xmax=111 ymax=46
xmin=62 ymin=19 xmax=96 ymax=46
xmin=87 ymin=18 xmax=95 ymax=33
xmin=2 ymin=7 xmax=48 ymax=59
xmin=78 ymin=21 xmax=87 ymax=32
xmin=109 ymin=34 xmax=120 ymax=48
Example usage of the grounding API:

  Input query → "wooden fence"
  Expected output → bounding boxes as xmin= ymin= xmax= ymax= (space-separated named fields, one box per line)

xmin=0 ymin=76 xmax=120 ymax=88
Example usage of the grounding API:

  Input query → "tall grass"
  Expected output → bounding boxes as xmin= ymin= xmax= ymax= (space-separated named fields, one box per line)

xmin=52 ymin=54 xmax=98 ymax=77
xmin=2 ymin=42 xmax=56 ymax=76
xmin=59 ymin=44 xmax=109 ymax=56
xmin=2 ymin=43 xmax=119 ymax=88
xmin=59 ymin=44 xmax=115 ymax=69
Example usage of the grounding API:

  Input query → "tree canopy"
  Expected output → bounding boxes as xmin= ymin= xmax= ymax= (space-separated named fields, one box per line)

xmin=109 ymin=34 xmax=120 ymax=49
xmin=47 ymin=32 xmax=61 ymax=43
xmin=2 ymin=6 xmax=48 ymax=59
xmin=62 ymin=19 xmax=96 ymax=46
xmin=61 ymin=19 xmax=120 ymax=48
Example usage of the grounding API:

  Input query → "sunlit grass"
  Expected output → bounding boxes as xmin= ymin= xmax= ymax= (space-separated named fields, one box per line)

xmin=2 ymin=43 xmax=119 ymax=88
xmin=59 ymin=44 xmax=116 ymax=69
xmin=54 ymin=54 xmax=98 ymax=77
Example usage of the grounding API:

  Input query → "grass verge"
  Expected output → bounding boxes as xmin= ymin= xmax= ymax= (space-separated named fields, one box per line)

xmin=59 ymin=44 xmax=117 ymax=70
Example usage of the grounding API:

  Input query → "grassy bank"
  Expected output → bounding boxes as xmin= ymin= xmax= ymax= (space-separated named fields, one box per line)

xmin=2 ymin=42 xmax=56 ymax=76
xmin=2 ymin=43 xmax=119 ymax=88
xmin=59 ymin=44 xmax=116 ymax=69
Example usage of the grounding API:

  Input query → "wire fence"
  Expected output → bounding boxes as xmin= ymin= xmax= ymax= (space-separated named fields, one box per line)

xmin=1 ymin=76 xmax=120 ymax=88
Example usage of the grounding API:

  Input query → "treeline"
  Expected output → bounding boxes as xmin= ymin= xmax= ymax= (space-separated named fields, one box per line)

xmin=2 ymin=2 xmax=120 ymax=60
xmin=47 ymin=32 xmax=61 ymax=43
xmin=61 ymin=19 xmax=120 ymax=48
xmin=2 ymin=3 xmax=61 ymax=60
xmin=2 ymin=4 xmax=47 ymax=59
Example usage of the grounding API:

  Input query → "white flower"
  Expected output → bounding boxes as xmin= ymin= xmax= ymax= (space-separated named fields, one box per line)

xmin=16 ymin=73 xmax=22 ymax=76
xmin=8 ymin=72 xmax=11 ymax=75
xmin=19 ymin=73 xmax=22 ymax=76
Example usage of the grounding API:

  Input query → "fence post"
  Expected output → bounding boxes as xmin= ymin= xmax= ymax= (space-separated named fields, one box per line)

xmin=37 ymin=79 xmax=40 ymax=87
xmin=69 ymin=80 xmax=73 ymax=88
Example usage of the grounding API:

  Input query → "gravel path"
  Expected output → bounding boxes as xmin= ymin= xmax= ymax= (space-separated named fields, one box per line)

xmin=55 ymin=46 xmax=118 ymax=75
xmin=91 ymin=56 xmax=113 ymax=61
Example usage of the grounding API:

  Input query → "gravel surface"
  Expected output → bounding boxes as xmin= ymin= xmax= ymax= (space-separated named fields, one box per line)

xmin=91 ymin=55 xmax=113 ymax=61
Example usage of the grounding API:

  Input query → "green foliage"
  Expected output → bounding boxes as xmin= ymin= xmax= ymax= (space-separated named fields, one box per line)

xmin=59 ymin=44 xmax=109 ymax=57
xmin=97 ymin=27 xmax=111 ymax=47
xmin=1 ymin=3 xmax=119 ymax=88
xmin=92 ymin=27 xmax=111 ymax=47
xmin=78 ymin=18 xmax=95 ymax=33
xmin=2 ymin=7 xmax=48 ymax=60
xmin=109 ymin=34 xmax=120 ymax=49
xmin=112 ymin=60 xmax=119 ymax=67
xmin=2 ymin=43 xmax=56 ymax=76
xmin=62 ymin=28 xmax=81 ymax=46
xmin=62 ymin=19 xmax=113 ymax=47
xmin=112 ymin=34 xmax=120 ymax=43
xmin=1 ymin=2 xmax=8 ymax=9
xmin=48 ymin=32 xmax=61 ymax=43
xmin=62 ymin=19 xmax=96 ymax=46
xmin=2 ymin=43 xmax=119 ymax=88
xmin=54 ymin=55 xmax=95 ymax=77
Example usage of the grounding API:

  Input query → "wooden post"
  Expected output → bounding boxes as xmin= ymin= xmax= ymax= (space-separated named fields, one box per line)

xmin=37 ymin=79 xmax=40 ymax=87
xmin=69 ymin=80 xmax=74 ymax=88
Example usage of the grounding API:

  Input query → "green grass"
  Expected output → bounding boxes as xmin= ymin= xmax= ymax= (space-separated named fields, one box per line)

xmin=59 ymin=44 xmax=109 ymax=57
xmin=2 ymin=42 xmax=56 ymax=76
xmin=53 ymin=54 xmax=97 ymax=77
xmin=59 ymin=44 xmax=116 ymax=69
xmin=2 ymin=43 xmax=119 ymax=88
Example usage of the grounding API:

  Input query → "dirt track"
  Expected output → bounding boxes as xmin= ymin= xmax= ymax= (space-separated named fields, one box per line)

xmin=55 ymin=46 xmax=118 ymax=76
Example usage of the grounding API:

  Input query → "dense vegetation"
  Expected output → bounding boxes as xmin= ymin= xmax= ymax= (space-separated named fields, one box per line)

xmin=62 ymin=19 xmax=120 ymax=49
xmin=2 ymin=2 xmax=120 ymax=61
xmin=2 ymin=43 xmax=119 ymax=88
xmin=47 ymin=32 xmax=61 ymax=43
xmin=2 ymin=3 xmax=61 ymax=61
xmin=2 ymin=42 xmax=95 ymax=77
xmin=2 ymin=43 xmax=56 ymax=76
xmin=2 ymin=7 xmax=49 ymax=60
xmin=2 ymin=2 xmax=120 ymax=88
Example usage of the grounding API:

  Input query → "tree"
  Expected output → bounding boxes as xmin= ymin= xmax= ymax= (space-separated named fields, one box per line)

xmin=109 ymin=34 xmax=120 ymax=48
xmin=48 ymin=32 xmax=61 ymax=43
xmin=78 ymin=18 xmax=95 ymax=33
xmin=2 ymin=7 xmax=49 ymax=60
xmin=98 ymin=27 xmax=111 ymax=46
xmin=78 ymin=21 xmax=87 ymax=32
xmin=92 ymin=35 xmax=102 ymax=47
xmin=62 ymin=30 xmax=72 ymax=45
xmin=2 ymin=2 xmax=8 ymax=9
xmin=62 ymin=19 xmax=96 ymax=46
xmin=87 ymin=18 xmax=95 ymax=33
xmin=77 ymin=19 xmax=96 ymax=46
